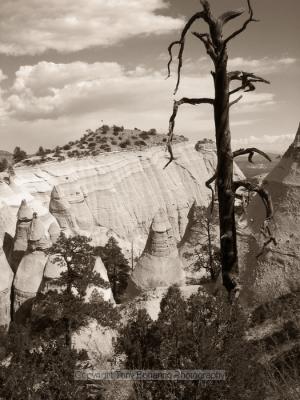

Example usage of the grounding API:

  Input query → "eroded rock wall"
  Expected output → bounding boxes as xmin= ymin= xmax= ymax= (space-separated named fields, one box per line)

xmin=0 ymin=143 xmax=243 ymax=255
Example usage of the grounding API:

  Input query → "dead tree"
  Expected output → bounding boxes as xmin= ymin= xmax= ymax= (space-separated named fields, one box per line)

xmin=166 ymin=0 xmax=275 ymax=295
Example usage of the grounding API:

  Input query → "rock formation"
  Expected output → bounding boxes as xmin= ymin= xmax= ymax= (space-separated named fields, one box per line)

xmin=48 ymin=221 xmax=61 ymax=244
xmin=0 ymin=243 xmax=13 ymax=327
xmin=85 ymin=257 xmax=115 ymax=304
xmin=127 ymin=209 xmax=185 ymax=294
xmin=0 ymin=143 xmax=244 ymax=257
xmin=13 ymin=213 xmax=49 ymax=321
xmin=243 ymin=124 xmax=300 ymax=304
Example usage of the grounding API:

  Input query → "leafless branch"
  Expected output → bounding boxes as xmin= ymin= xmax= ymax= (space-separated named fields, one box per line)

xmin=233 ymin=148 xmax=272 ymax=163
xmin=164 ymin=97 xmax=214 ymax=169
xmin=217 ymin=9 xmax=245 ymax=27
xmin=229 ymin=95 xmax=243 ymax=107
xmin=166 ymin=12 xmax=204 ymax=94
xmin=228 ymin=71 xmax=270 ymax=95
xmin=192 ymin=32 xmax=217 ymax=60
xmin=224 ymin=0 xmax=258 ymax=44
xmin=233 ymin=181 xmax=276 ymax=256
xmin=205 ymin=172 xmax=217 ymax=213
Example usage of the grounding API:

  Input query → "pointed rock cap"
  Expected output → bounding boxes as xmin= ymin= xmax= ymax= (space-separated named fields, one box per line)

xmin=152 ymin=209 xmax=172 ymax=233
xmin=28 ymin=213 xmax=45 ymax=241
xmin=51 ymin=186 xmax=61 ymax=200
xmin=17 ymin=199 xmax=33 ymax=221
xmin=293 ymin=122 xmax=300 ymax=148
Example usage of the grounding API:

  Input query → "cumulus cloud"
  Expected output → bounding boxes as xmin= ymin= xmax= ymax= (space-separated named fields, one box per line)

xmin=4 ymin=61 xmax=276 ymax=122
xmin=228 ymin=57 xmax=297 ymax=74
xmin=0 ymin=0 xmax=183 ymax=55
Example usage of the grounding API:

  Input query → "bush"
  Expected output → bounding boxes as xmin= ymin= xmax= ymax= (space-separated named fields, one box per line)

xmin=113 ymin=125 xmax=124 ymax=135
xmin=139 ymin=132 xmax=150 ymax=140
xmin=134 ymin=140 xmax=147 ymax=147
xmin=36 ymin=146 xmax=45 ymax=156
xmin=117 ymin=287 xmax=267 ymax=400
xmin=148 ymin=128 xmax=157 ymax=135
xmin=63 ymin=144 xmax=71 ymax=151
xmin=101 ymin=125 xmax=110 ymax=134
xmin=111 ymin=140 xmax=118 ymax=145
xmin=0 ymin=158 xmax=8 ymax=172
xmin=88 ymin=142 xmax=96 ymax=148
xmin=13 ymin=147 xmax=27 ymax=163
xmin=119 ymin=139 xmax=131 ymax=149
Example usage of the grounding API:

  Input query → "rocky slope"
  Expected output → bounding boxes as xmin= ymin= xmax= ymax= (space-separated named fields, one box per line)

xmin=241 ymin=123 xmax=300 ymax=305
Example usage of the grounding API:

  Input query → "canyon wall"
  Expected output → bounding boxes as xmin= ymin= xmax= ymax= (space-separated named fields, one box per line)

xmin=0 ymin=142 xmax=243 ymax=255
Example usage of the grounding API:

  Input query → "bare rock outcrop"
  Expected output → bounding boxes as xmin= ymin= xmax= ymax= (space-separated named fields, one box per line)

xmin=243 ymin=124 xmax=300 ymax=304
xmin=48 ymin=221 xmax=60 ymax=243
xmin=0 ymin=143 xmax=245 ymax=255
xmin=0 ymin=244 xmax=13 ymax=327
xmin=13 ymin=213 xmax=49 ymax=321
xmin=85 ymin=257 xmax=115 ymax=304
xmin=127 ymin=209 xmax=185 ymax=294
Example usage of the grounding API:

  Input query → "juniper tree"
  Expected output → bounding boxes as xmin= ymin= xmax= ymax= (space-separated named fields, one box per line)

xmin=95 ymin=237 xmax=130 ymax=302
xmin=32 ymin=233 xmax=115 ymax=347
xmin=165 ymin=0 xmax=275 ymax=296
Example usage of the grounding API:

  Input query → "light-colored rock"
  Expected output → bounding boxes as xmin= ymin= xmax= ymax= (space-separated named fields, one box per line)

xmin=0 ymin=245 xmax=13 ymax=327
xmin=85 ymin=257 xmax=115 ymax=304
xmin=126 ymin=285 xmax=201 ymax=321
xmin=0 ymin=143 xmax=243 ymax=256
xmin=28 ymin=213 xmax=50 ymax=251
xmin=48 ymin=221 xmax=60 ymax=243
xmin=13 ymin=250 xmax=47 ymax=316
xmin=13 ymin=200 xmax=33 ymax=252
xmin=243 ymin=125 xmax=300 ymax=304
xmin=73 ymin=319 xmax=117 ymax=361
xmin=128 ymin=209 xmax=185 ymax=293
xmin=40 ymin=254 xmax=66 ymax=293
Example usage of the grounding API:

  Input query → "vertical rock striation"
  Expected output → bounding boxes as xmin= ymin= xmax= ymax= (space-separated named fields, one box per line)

xmin=127 ymin=209 xmax=185 ymax=293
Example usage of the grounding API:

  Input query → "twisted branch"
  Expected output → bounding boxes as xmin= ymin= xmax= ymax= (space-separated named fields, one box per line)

xmin=166 ymin=12 xmax=204 ymax=94
xmin=192 ymin=32 xmax=216 ymax=60
xmin=229 ymin=71 xmax=270 ymax=95
xmin=224 ymin=0 xmax=258 ymax=44
xmin=233 ymin=181 xmax=276 ymax=256
xmin=229 ymin=95 xmax=243 ymax=107
xmin=218 ymin=9 xmax=245 ymax=27
xmin=205 ymin=147 xmax=271 ymax=211
xmin=205 ymin=172 xmax=217 ymax=213
xmin=233 ymin=148 xmax=272 ymax=163
xmin=164 ymin=97 xmax=214 ymax=169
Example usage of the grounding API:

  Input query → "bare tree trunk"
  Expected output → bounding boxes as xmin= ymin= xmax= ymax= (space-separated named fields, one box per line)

xmin=165 ymin=0 xmax=275 ymax=295
xmin=214 ymin=54 xmax=238 ymax=292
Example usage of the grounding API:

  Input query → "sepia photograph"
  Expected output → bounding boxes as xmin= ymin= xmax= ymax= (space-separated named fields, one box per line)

xmin=0 ymin=0 xmax=299 ymax=399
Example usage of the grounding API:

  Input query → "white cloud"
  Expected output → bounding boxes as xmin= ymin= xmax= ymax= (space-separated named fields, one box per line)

xmin=228 ymin=57 xmax=297 ymax=74
xmin=0 ymin=0 xmax=183 ymax=55
xmin=4 ymin=61 xmax=276 ymax=122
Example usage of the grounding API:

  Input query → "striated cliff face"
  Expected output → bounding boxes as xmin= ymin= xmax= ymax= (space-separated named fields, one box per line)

xmin=0 ymin=142 xmax=243 ymax=255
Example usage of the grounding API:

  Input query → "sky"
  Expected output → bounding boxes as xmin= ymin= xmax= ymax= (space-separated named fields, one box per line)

xmin=0 ymin=0 xmax=299 ymax=154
